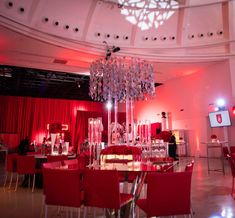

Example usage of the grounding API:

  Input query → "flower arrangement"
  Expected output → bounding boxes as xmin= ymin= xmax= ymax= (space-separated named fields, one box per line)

xmin=211 ymin=134 xmax=218 ymax=143
xmin=63 ymin=131 xmax=71 ymax=143
xmin=158 ymin=131 xmax=172 ymax=142
xmin=211 ymin=134 xmax=217 ymax=139
xmin=49 ymin=122 xmax=62 ymax=133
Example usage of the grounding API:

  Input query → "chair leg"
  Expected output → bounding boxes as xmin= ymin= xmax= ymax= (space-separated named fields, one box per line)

xmin=28 ymin=174 xmax=31 ymax=189
xmin=66 ymin=207 xmax=69 ymax=218
xmin=40 ymin=195 xmax=45 ymax=218
xmin=231 ymin=177 xmax=234 ymax=196
xmin=32 ymin=174 xmax=35 ymax=192
xmin=118 ymin=209 xmax=120 ymax=218
xmin=15 ymin=174 xmax=19 ymax=192
xmin=4 ymin=172 xmax=8 ymax=188
xmin=83 ymin=207 xmax=86 ymax=218
xmin=9 ymin=172 xmax=13 ymax=189
xmin=44 ymin=205 xmax=48 ymax=218
xmin=77 ymin=208 xmax=80 ymax=218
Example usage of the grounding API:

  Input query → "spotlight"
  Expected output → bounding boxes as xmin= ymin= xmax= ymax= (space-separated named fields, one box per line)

xmin=112 ymin=46 xmax=120 ymax=53
xmin=105 ymin=49 xmax=112 ymax=60
xmin=103 ymin=42 xmax=120 ymax=60
xmin=106 ymin=101 xmax=112 ymax=110
xmin=216 ymin=98 xmax=226 ymax=111
xmin=216 ymin=98 xmax=225 ymax=107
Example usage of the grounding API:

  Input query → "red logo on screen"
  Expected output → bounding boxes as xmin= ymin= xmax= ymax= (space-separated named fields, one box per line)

xmin=216 ymin=114 xmax=222 ymax=124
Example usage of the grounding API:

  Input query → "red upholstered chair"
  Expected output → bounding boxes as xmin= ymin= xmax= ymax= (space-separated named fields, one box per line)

xmin=77 ymin=156 xmax=87 ymax=169
xmin=227 ymin=154 xmax=235 ymax=198
xmin=83 ymin=169 xmax=134 ymax=217
xmin=42 ymin=167 xmax=82 ymax=218
xmin=63 ymin=156 xmax=87 ymax=169
xmin=63 ymin=159 xmax=79 ymax=170
xmin=230 ymin=146 xmax=235 ymax=154
xmin=185 ymin=160 xmax=195 ymax=172
xmin=43 ymin=161 xmax=62 ymax=169
xmin=40 ymin=161 xmax=62 ymax=217
xmin=47 ymin=155 xmax=68 ymax=164
xmin=64 ymin=158 xmax=78 ymax=165
xmin=15 ymin=155 xmax=40 ymax=192
xmin=136 ymin=171 xmax=193 ymax=218
xmin=4 ymin=153 xmax=18 ymax=189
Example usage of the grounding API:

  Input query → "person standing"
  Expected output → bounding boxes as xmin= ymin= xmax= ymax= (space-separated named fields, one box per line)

xmin=18 ymin=136 xmax=30 ymax=155
xmin=168 ymin=131 xmax=178 ymax=160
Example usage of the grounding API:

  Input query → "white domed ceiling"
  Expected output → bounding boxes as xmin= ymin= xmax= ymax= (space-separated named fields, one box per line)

xmin=0 ymin=0 xmax=235 ymax=83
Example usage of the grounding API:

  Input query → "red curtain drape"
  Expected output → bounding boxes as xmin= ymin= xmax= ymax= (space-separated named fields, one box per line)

xmin=0 ymin=96 xmax=105 ymax=150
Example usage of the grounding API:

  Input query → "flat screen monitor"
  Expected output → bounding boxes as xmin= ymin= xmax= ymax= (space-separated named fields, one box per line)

xmin=209 ymin=110 xmax=232 ymax=127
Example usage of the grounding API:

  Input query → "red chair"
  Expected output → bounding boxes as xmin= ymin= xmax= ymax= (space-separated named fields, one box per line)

xmin=185 ymin=160 xmax=195 ymax=172
xmin=77 ymin=156 xmax=86 ymax=169
xmin=64 ymin=159 xmax=78 ymax=165
xmin=63 ymin=159 xmax=78 ymax=170
xmin=4 ymin=153 xmax=18 ymax=189
xmin=43 ymin=161 xmax=62 ymax=169
xmin=42 ymin=167 xmax=82 ymax=218
xmin=83 ymin=169 xmax=134 ymax=217
xmin=136 ymin=171 xmax=193 ymax=218
xmin=227 ymin=154 xmax=235 ymax=198
xmin=15 ymin=155 xmax=40 ymax=192
xmin=47 ymin=155 xmax=68 ymax=164
xmin=40 ymin=161 xmax=63 ymax=217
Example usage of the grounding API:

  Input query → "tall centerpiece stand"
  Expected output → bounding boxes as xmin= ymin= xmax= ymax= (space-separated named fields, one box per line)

xmin=88 ymin=117 xmax=102 ymax=166
xmin=90 ymin=53 xmax=155 ymax=153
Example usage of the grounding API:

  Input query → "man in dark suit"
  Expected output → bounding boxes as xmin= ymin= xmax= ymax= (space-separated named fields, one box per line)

xmin=168 ymin=131 xmax=178 ymax=160
xmin=18 ymin=136 xmax=30 ymax=155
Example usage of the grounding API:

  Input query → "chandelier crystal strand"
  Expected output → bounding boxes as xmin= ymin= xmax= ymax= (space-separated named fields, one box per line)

xmin=90 ymin=56 xmax=155 ymax=145
xmin=90 ymin=57 xmax=155 ymax=102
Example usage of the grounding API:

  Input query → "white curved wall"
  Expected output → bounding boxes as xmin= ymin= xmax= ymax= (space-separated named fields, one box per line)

xmin=134 ymin=60 xmax=235 ymax=156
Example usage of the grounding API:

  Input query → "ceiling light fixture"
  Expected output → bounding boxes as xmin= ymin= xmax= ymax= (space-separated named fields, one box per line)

xmin=103 ymin=41 xmax=121 ymax=60
xmin=118 ymin=0 xmax=179 ymax=31
xmin=89 ymin=48 xmax=155 ymax=102
xmin=89 ymin=42 xmax=155 ymax=146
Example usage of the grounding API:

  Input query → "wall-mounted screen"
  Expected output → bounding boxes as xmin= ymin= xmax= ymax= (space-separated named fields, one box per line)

xmin=209 ymin=110 xmax=232 ymax=127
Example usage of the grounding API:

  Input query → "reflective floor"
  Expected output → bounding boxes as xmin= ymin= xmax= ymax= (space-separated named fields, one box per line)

xmin=0 ymin=157 xmax=234 ymax=218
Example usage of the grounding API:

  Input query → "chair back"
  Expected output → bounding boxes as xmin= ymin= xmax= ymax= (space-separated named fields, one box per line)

xmin=63 ymin=159 xmax=78 ymax=169
xmin=83 ymin=169 xmax=121 ymax=209
xmin=43 ymin=167 xmax=82 ymax=207
xmin=64 ymin=159 xmax=78 ymax=165
xmin=146 ymin=171 xmax=192 ymax=217
xmin=227 ymin=154 xmax=235 ymax=177
xmin=17 ymin=155 xmax=36 ymax=174
xmin=42 ymin=161 xmax=62 ymax=195
xmin=77 ymin=156 xmax=86 ymax=169
xmin=47 ymin=155 xmax=68 ymax=164
xmin=184 ymin=160 xmax=194 ymax=172
xmin=6 ymin=153 xmax=18 ymax=172
xmin=43 ymin=161 xmax=62 ymax=169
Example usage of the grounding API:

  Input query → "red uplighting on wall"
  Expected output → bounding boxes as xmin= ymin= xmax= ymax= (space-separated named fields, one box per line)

xmin=232 ymin=106 xmax=235 ymax=115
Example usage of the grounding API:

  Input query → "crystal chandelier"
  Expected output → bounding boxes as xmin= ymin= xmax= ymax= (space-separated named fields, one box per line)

xmin=89 ymin=46 xmax=156 ymax=146
xmin=89 ymin=56 xmax=155 ymax=102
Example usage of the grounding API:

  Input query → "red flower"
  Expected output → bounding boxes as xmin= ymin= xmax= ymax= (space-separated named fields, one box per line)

xmin=159 ymin=131 xmax=171 ymax=142
xmin=49 ymin=122 xmax=62 ymax=133
xmin=211 ymin=134 xmax=217 ymax=139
